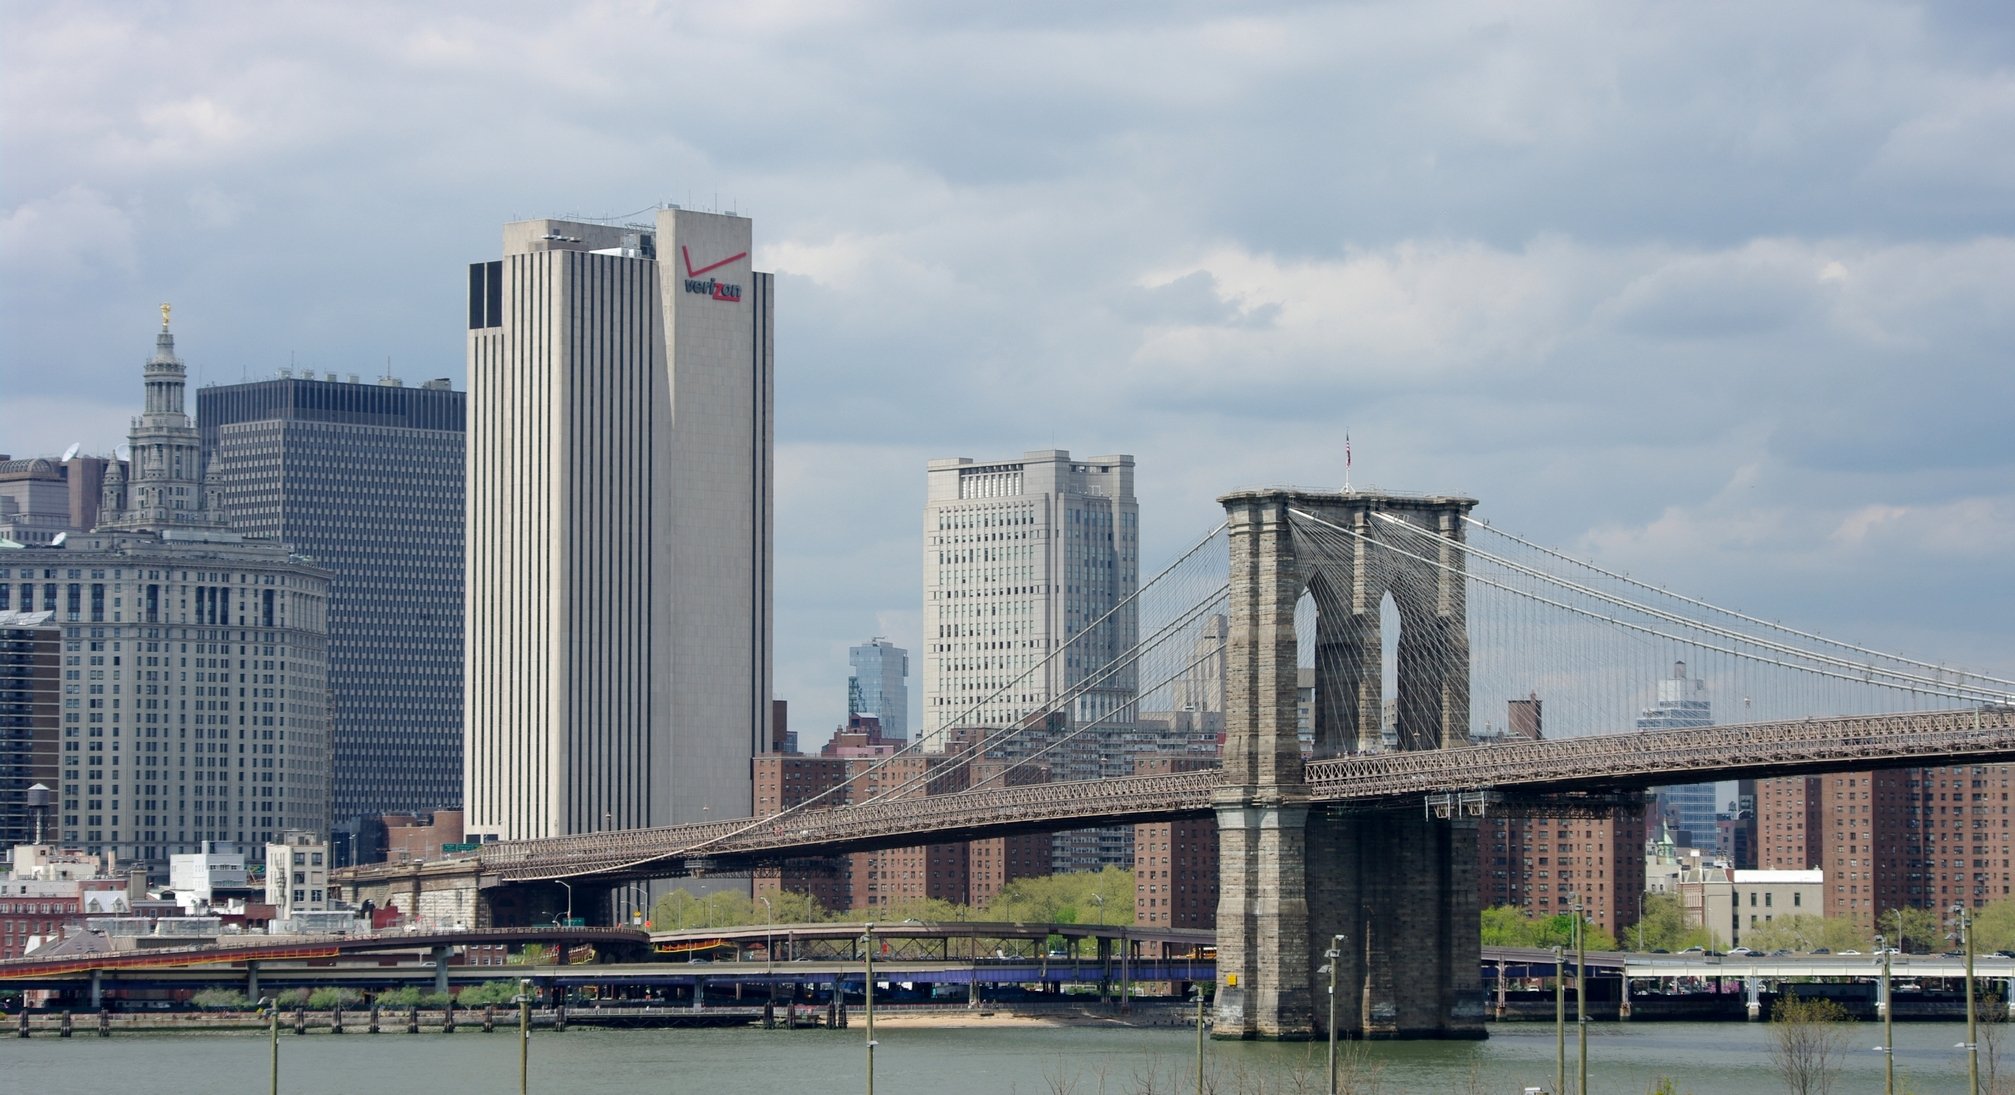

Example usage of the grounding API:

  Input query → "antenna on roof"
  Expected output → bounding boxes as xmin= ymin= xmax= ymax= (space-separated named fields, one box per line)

xmin=61 ymin=442 xmax=81 ymax=462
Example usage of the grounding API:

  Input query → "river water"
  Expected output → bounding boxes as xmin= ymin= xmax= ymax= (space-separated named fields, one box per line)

xmin=4 ymin=1018 xmax=1991 ymax=1093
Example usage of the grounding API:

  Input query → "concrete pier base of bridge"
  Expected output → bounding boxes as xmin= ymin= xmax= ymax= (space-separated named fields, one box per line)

xmin=1213 ymin=801 xmax=1483 ymax=1040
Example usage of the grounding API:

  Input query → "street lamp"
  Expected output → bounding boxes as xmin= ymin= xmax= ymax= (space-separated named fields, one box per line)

xmin=759 ymin=896 xmax=775 ymax=975
xmin=1322 ymin=934 xmax=1344 ymax=1095
xmin=555 ymin=879 xmax=573 ymax=927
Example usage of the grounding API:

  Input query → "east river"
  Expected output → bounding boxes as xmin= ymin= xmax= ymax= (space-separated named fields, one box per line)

xmin=5 ymin=1018 xmax=1994 ymax=1093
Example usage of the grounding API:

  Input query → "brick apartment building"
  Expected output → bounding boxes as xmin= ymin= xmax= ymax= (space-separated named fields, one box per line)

xmin=1132 ymin=754 xmax=1219 ymax=929
xmin=752 ymin=724 xmax=1050 ymax=912
xmin=1757 ymin=765 xmax=2015 ymax=934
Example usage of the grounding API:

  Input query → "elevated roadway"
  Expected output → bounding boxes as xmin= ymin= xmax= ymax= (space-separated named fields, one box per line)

xmin=340 ymin=706 xmax=2015 ymax=895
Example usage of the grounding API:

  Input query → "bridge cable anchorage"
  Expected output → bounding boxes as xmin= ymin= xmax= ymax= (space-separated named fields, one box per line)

xmin=620 ymin=521 xmax=1232 ymax=864
xmin=1367 ymin=511 xmax=2012 ymax=701
xmin=1460 ymin=516 xmax=2015 ymax=693
xmin=1287 ymin=507 xmax=2006 ymax=716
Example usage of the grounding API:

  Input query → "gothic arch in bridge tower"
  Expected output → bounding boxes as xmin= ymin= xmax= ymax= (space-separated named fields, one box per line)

xmin=1213 ymin=488 xmax=1485 ymax=1041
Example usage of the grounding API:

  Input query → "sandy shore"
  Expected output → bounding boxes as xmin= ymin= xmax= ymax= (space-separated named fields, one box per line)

xmin=866 ymin=1010 xmax=1072 ymax=1029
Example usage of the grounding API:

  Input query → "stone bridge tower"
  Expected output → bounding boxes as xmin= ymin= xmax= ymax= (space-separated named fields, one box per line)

xmin=1212 ymin=488 xmax=1485 ymax=1039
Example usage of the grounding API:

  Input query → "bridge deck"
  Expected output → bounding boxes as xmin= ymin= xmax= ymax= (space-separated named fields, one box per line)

xmin=336 ymin=707 xmax=2015 ymax=885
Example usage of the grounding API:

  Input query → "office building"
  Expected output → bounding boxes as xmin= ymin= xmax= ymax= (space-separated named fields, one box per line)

xmin=199 ymin=373 xmax=465 ymax=826
xmin=1637 ymin=661 xmax=1717 ymax=846
xmin=0 ymin=610 xmax=61 ymax=847
xmin=0 ymin=453 xmax=111 ymax=546
xmin=847 ymin=638 xmax=908 ymax=742
xmin=922 ymin=450 xmax=1138 ymax=749
xmin=1 ymin=313 xmax=332 ymax=868
xmin=464 ymin=209 xmax=773 ymax=841
xmin=1676 ymin=861 xmax=1825 ymax=950
xmin=265 ymin=829 xmax=331 ymax=917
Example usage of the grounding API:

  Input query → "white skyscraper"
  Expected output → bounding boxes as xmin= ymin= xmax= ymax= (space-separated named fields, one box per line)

xmin=464 ymin=209 xmax=773 ymax=841
xmin=847 ymin=638 xmax=909 ymax=742
xmin=922 ymin=450 xmax=1138 ymax=750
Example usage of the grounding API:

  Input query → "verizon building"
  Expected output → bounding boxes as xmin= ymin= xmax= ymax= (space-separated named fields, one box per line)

xmin=464 ymin=209 xmax=773 ymax=841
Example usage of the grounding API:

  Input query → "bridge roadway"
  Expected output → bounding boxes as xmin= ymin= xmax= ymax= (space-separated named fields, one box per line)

xmin=342 ymin=706 xmax=2015 ymax=887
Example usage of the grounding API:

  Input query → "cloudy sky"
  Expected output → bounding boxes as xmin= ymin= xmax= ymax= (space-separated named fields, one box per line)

xmin=4 ymin=1 xmax=2011 ymax=739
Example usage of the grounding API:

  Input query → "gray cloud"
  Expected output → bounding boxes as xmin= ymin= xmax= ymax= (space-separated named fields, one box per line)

xmin=3 ymin=0 xmax=2010 ymax=739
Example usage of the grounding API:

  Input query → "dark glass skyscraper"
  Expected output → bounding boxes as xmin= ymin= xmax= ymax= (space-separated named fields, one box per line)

xmin=198 ymin=374 xmax=465 ymax=828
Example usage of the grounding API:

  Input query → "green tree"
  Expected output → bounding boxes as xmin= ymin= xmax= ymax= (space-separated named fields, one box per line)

xmin=455 ymin=980 xmax=523 ymax=1007
xmin=845 ymin=895 xmax=974 ymax=923
xmin=984 ymin=867 xmax=1135 ymax=925
xmin=1481 ymin=905 xmax=1535 ymax=947
xmin=191 ymin=988 xmax=250 ymax=1011
xmin=648 ymin=888 xmax=760 ymax=931
xmin=759 ymin=890 xmax=831 ymax=925
xmin=1970 ymin=898 xmax=2015 ymax=955
xmin=1633 ymin=892 xmax=1712 ymax=952
xmin=1877 ymin=906 xmax=1943 ymax=953
xmin=1744 ymin=915 xmax=1867 ymax=954
xmin=306 ymin=987 xmax=361 ymax=1010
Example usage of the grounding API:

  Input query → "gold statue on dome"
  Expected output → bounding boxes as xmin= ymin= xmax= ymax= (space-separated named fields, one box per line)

xmin=161 ymin=302 xmax=172 ymax=329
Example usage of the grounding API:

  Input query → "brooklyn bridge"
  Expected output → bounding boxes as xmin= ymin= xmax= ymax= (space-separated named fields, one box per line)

xmin=338 ymin=487 xmax=2015 ymax=1040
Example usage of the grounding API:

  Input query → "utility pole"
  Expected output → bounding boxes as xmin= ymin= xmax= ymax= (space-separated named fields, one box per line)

xmin=262 ymin=996 xmax=278 ymax=1095
xmin=1194 ymin=982 xmax=1207 ymax=1095
xmin=517 ymin=978 xmax=532 ymax=1095
xmin=1956 ymin=905 xmax=1979 ymax=1095
xmin=864 ymin=922 xmax=878 ymax=1095
xmin=1575 ymin=898 xmax=1588 ymax=1095
xmin=1553 ymin=944 xmax=1565 ymax=1095
xmin=1876 ymin=935 xmax=1894 ymax=1095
